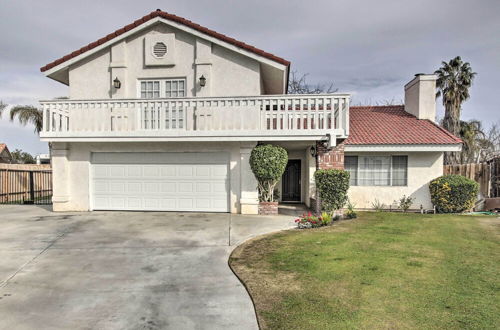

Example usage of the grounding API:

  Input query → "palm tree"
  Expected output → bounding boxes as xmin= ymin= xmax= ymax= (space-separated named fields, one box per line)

xmin=0 ymin=104 xmax=43 ymax=133
xmin=435 ymin=56 xmax=476 ymax=164
xmin=458 ymin=119 xmax=486 ymax=163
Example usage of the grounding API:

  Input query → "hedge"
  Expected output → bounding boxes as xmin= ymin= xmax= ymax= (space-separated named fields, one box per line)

xmin=249 ymin=144 xmax=288 ymax=202
xmin=429 ymin=174 xmax=479 ymax=213
xmin=314 ymin=169 xmax=350 ymax=213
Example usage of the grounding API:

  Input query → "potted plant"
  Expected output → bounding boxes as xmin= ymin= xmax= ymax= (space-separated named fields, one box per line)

xmin=249 ymin=144 xmax=288 ymax=215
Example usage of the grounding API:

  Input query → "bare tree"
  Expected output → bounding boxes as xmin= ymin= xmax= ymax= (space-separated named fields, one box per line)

xmin=479 ymin=121 xmax=500 ymax=161
xmin=287 ymin=70 xmax=338 ymax=94
xmin=351 ymin=98 xmax=403 ymax=106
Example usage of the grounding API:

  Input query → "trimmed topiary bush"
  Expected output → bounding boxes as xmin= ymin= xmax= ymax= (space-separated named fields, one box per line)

xmin=429 ymin=174 xmax=479 ymax=213
xmin=314 ymin=169 xmax=350 ymax=213
xmin=249 ymin=144 xmax=288 ymax=202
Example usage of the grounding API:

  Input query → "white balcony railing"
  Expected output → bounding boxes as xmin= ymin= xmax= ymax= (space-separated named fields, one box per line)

xmin=40 ymin=94 xmax=350 ymax=141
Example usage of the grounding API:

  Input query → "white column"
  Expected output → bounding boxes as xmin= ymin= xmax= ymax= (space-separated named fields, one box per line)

xmin=239 ymin=142 xmax=259 ymax=214
xmin=110 ymin=41 xmax=128 ymax=99
xmin=195 ymin=38 xmax=212 ymax=97
xmin=304 ymin=145 xmax=316 ymax=207
xmin=51 ymin=143 xmax=70 ymax=211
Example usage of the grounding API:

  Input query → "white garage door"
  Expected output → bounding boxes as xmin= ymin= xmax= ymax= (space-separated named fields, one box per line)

xmin=91 ymin=152 xmax=229 ymax=212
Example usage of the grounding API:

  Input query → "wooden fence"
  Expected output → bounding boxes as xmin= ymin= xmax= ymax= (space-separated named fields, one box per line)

xmin=0 ymin=165 xmax=52 ymax=204
xmin=444 ymin=160 xmax=499 ymax=198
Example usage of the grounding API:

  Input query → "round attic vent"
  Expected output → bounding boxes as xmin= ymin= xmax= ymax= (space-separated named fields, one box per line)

xmin=153 ymin=42 xmax=167 ymax=58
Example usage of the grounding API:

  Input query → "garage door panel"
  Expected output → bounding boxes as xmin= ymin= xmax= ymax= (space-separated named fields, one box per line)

xmin=143 ymin=166 xmax=160 ymax=177
xmin=178 ymin=166 xmax=193 ymax=177
xmin=161 ymin=167 xmax=176 ymax=177
xmin=109 ymin=167 xmax=126 ymax=177
xmin=195 ymin=166 xmax=211 ymax=177
xmin=91 ymin=153 xmax=229 ymax=212
xmin=212 ymin=166 xmax=227 ymax=177
xmin=144 ymin=182 xmax=160 ymax=193
xmin=160 ymin=182 xmax=176 ymax=193
xmin=127 ymin=182 xmax=142 ymax=193
xmin=178 ymin=199 xmax=193 ymax=209
xmin=179 ymin=182 xmax=193 ymax=193
xmin=196 ymin=182 xmax=211 ymax=193
xmin=127 ymin=166 xmax=142 ymax=177
xmin=94 ymin=166 xmax=108 ymax=177
xmin=109 ymin=197 xmax=126 ymax=208
xmin=127 ymin=197 xmax=142 ymax=208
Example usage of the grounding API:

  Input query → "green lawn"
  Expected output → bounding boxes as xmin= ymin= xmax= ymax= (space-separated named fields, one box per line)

xmin=229 ymin=212 xmax=500 ymax=329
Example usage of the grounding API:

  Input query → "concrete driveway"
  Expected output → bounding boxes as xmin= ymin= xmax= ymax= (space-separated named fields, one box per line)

xmin=0 ymin=205 xmax=295 ymax=330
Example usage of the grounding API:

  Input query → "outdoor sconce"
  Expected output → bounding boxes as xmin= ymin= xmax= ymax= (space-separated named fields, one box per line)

xmin=199 ymin=75 xmax=206 ymax=87
xmin=310 ymin=146 xmax=317 ymax=157
xmin=113 ymin=77 xmax=121 ymax=89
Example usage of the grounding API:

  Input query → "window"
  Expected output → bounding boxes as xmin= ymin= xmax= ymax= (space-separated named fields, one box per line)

xmin=140 ymin=81 xmax=160 ymax=99
xmin=345 ymin=155 xmax=408 ymax=186
xmin=391 ymin=156 xmax=408 ymax=186
xmin=165 ymin=80 xmax=185 ymax=97
xmin=139 ymin=79 xmax=186 ymax=99
xmin=344 ymin=156 xmax=358 ymax=186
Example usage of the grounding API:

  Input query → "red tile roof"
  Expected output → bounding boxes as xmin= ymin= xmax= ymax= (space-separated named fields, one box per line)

xmin=40 ymin=9 xmax=290 ymax=72
xmin=345 ymin=105 xmax=462 ymax=145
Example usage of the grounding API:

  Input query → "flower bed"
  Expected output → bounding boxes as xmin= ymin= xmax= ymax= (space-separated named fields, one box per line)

xmin=295 ymin=212 xmax=334 ymax=229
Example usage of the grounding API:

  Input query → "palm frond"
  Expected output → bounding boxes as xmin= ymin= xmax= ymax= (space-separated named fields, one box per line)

xmin=0 ymin=101 xmax=7 ymax=118
xmin=8 ymin=105 xmax=43 ymax=133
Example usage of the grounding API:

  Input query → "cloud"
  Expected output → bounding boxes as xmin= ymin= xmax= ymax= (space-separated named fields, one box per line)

xmin=0 ymin=0 xmax=498 ymax=154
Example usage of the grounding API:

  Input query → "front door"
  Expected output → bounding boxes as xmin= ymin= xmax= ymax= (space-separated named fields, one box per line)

xmin=282 ymin=160 xmax=301 ymax=202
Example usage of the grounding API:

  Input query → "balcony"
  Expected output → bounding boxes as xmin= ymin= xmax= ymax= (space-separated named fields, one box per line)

xmin=40 ymin=94 xmax=350 ymax=142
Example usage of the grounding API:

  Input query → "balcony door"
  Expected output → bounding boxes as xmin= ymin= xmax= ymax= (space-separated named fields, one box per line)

xmin=282 ymin=160 xmax=301 ymax=202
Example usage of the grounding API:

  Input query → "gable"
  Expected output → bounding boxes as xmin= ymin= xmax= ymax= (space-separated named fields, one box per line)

xmin=41 ymin=10 xmax=289 ymax=94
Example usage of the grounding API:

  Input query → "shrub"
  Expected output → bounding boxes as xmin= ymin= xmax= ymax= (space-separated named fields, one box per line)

xmin=314 ymin=169 xmax=350 ymax=213
xmin=345 ymin=199 xmax=357 ymax=219
xmin=250 ymin=144 xmax=288 ymax=202
xmin=429 ymin=174 xmax=479 ymax=213
xmin=320 ymin=211 xmax=333 ymax=225
xmin=395 ymin=195 xmax=414 ymax=213
xmin=371 ymin=199 xmax=385 ymax=211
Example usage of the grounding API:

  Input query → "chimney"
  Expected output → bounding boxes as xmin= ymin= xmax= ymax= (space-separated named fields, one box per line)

xmin=404 ymin=73 xmax=437 ymax=122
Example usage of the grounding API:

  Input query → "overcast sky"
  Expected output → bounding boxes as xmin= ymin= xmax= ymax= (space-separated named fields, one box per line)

xmin=1 ymin=0 xmax=499 ymax=154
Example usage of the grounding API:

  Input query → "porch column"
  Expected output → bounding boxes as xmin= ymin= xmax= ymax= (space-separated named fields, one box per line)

xmin=239 ymin=143 xmax=259 ymax=214
xmin=51 ymin=143 xmax=70 ymax=211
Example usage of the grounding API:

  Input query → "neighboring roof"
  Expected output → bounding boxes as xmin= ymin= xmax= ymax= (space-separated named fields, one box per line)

xmin=40 ymin=9 xmax=290 ymax=73
xmin=0 ymin=143 xmax=11 ymax=158
xmin=345 ymin=105 xmax=462 ymax=145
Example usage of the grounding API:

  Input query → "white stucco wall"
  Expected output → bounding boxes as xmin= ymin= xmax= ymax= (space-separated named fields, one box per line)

xmin=346 ymin=152 xmax=443 ymax=210
xmin=404 ymin=74 xmax=437 ymax=122
xmin=51 ymin=141 xmax=258 ymax=214
xmin=68 ymin=23 xmax=261 ymax=99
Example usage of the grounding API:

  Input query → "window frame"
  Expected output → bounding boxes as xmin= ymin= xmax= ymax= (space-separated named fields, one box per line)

xmin=344 ymin=155 xmax=408 ymax=187
xmin=137 ymin=78 xmax=187 ymax=99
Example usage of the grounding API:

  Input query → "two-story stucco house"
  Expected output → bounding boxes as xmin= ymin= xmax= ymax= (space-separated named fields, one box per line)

xmin=40 ymin=10 xmax=461 ymax=214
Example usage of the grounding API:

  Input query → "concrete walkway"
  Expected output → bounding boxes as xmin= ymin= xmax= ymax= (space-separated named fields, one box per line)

xmin=0 ymin=205 xmax=295 ymax=330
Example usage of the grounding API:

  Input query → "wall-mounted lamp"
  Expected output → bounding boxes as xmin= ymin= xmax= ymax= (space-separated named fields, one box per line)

xmin=113 ymin=77 xmax=121 ymax=89
xmin=321 ymin=133 xmax=332 ymax=149
xmin=310 ymin=146 xmax=317 ymax=157
xmin=199 ymin=75 xmax=206 ymax=87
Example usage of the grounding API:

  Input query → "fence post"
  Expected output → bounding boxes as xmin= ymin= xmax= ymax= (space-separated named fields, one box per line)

xmin=28 ymin=171 xmax=35 ymax=204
